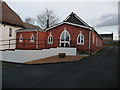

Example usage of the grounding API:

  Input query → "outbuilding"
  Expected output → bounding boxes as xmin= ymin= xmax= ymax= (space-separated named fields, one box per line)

xmin=0 ymin=1 xmax=40 ymax=50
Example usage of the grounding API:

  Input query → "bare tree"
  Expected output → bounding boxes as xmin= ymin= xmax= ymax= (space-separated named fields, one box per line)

xmin=25 ymin=17 xmax=35 ymax=24
xmin=37 ymin=8 xmax=59 ymax=29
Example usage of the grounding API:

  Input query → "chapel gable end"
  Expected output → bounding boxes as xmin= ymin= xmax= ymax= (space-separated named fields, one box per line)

xmin=63 ymin=12 xmax=90 ymax=27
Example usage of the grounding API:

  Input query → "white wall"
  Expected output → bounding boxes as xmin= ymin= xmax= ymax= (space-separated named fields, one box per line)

xmin=0 ymin=47 xmax=76 ymax=63
xmin=0 ymin=24 xmax=23 ymax=50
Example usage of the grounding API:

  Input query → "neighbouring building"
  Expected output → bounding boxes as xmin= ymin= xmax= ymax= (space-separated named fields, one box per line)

xmin=16 ymin=12 xmax=103 ymax=54
xmin=0 ymin=0 xmax=40 ymax=50
xmin=23 ymin=22 xmax=40 ymax=29
xmin=99 ymin=33 xmax=113 ymax=45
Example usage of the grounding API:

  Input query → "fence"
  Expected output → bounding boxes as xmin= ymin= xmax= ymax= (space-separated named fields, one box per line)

xmin=0 ymin=39 xmax=16 ymax=50
xmin=0 ymin=38 xmax=77 ymax=50
xmin=0 ymin=39 xmax=77 ymax=63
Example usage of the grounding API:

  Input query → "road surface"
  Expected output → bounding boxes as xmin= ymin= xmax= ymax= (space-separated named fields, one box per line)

xmin=2 ymin=46 xmax=119 ymax=88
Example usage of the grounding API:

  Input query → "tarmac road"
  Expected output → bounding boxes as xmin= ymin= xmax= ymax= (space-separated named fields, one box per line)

xmin=2 ymin=46 xmax=119 ymax=88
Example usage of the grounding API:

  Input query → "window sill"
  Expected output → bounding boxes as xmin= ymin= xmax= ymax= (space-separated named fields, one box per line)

xmin=30 ymin=41 xmax=34 ymax=43
xmin=48 ymin=43 xmax=53 ymax=45
xmin=77 ymin=43 xmax=85 ymax=45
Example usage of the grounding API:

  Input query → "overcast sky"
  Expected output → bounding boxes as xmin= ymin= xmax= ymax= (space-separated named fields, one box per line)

xmin=4 ymin=0 xmax=119 ymax=40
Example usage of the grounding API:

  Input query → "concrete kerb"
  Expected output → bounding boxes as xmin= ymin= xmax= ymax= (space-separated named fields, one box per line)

xmin=2 ymin=47 xmax=105 ymax=65
xmin=1 ymin=54 xmax=89 ymax=66
xmin=1 ymin=47 xmax=77 ymax=63
xmin=1 ymin=48 xmax=105 ymax=65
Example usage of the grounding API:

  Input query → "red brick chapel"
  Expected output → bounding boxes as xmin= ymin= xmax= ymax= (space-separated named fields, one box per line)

xmin=16 ymin=12 xmax=103 ymax=54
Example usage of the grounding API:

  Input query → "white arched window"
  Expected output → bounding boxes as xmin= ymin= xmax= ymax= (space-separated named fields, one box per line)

xmin=19 ymin=34 xmax=23 ymax=42
xmin=30 ymin=33 xmax=34 ymax=42
xmin=48 ymin=32 xmax=53 ymax=44
xmin=77 ymin=31 xmax=84 ymax=45
xmin=60 ymin=28 xmax=71 ymax=47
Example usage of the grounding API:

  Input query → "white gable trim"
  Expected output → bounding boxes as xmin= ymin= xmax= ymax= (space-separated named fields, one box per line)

xmin=63 ymin=15 xmax=71 ymax=22
xmin=63 ymin=13 xmax=89 ymax=27
xmin=45 ymin=22 xmax=92 ymax=31
xmin=74 ymin=14 xmax=90 ymax=27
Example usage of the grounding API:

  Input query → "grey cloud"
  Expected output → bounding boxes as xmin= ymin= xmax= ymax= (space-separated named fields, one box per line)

xmin=95 ymin=13 xmax=118 ymax=27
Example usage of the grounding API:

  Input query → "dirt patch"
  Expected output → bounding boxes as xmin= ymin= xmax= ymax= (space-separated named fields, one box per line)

xmin=25 ymin=55 xmax=87 ymax=64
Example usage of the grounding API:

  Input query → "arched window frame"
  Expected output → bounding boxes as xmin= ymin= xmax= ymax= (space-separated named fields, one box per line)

xmin=59 ymin=28 xmax=71 ymax=47
xmin=77 ymin=31 xmax=84 ymax=45
xmin=19 ymin=34 xmax=23 ymax=42
xmin=48 ymin=32 xmax=53 ymax=44
xmin=60 ymin=28 xmax=71 ymax=42
xmin=30 ymin=33 xmax=34 ymax=42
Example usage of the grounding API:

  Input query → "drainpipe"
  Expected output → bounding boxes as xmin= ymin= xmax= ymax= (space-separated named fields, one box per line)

xmin=35 ymin=29 xmax=38 ymax=49
xmin=88 ymin=31 xmax=92 ymax=54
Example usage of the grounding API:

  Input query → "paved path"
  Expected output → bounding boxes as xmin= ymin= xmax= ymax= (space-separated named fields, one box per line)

xmin=2 ymin=46 xmax=119 ymax=88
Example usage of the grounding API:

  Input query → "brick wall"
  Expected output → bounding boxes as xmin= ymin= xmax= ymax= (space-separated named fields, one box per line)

xmin=16 ymin=23 xmax=103 ymax=54
xmin=16 ymin=31 xmax=46 ymax=50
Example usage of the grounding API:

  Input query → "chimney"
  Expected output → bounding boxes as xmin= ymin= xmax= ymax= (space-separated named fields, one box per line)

xmin=46 ymin=19 xmax=49 ymax=28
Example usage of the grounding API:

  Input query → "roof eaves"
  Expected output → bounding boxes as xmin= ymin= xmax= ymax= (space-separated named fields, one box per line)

xmin=45 ymin=22 xmax=64 ymax=31
xmin=16 ymin=29 xmax=44 ymax=32
xmin=65 ymin=22 xmax=92 ymax=30
xmin=45 ymin=22 xmax=92 ymax=31
xmin=2 ymin=21 xmax=25 ymax=28
xmin=92 ymin=28 xmax=103 ymax=40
